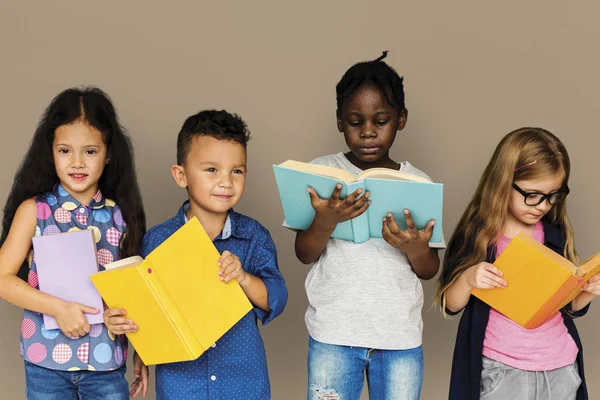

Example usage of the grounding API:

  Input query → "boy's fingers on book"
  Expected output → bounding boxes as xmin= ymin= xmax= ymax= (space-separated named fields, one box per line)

xmin=105 ymin=308 xmax=127 ymax=317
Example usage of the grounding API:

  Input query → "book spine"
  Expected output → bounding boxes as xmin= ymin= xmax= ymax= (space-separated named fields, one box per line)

xmin=527 ymin=276 xmax=581 ymax=329
xmin=140 ymin=263 xmax=202 ymax=359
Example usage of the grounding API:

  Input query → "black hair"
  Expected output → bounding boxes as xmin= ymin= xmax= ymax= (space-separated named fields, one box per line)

xmin=336 ymin=51 xmax=406 ymax=114
xmin=176 ymin=109 xmax=251 ymax=165
xmin=0 ymin=87 xmax=146 ymax=279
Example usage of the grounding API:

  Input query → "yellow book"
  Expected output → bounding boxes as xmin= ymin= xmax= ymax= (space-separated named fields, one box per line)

xmin=471 ymin=232 xmax=600 ymax=329
xmin=90 ymin=217 xmax=253 ymax=365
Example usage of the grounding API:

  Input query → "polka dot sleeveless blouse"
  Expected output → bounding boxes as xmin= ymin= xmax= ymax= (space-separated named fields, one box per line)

xmin=20 ymin=184 xmax=127 ymax=371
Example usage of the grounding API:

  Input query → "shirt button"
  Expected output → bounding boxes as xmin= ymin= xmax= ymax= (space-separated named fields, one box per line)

xmin=79 ymin=208 xmax=85 ymax=213
xmin=211 ymin=343 xmax=216 ymax=348
xmin=210 ymin=375 xmax=216 ymax=381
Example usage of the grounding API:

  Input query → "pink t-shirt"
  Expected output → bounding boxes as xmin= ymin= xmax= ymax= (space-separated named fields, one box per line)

xmin=481 ymin=222 xmax=578 ymax=371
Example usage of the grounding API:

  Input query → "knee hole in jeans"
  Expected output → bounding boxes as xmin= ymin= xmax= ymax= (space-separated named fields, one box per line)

xmin=310 ymin=385 xmax=340 ymax=400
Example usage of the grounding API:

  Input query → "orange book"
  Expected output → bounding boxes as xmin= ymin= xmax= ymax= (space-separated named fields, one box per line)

xmin=471 ymin=232 xmax=600 ymax=329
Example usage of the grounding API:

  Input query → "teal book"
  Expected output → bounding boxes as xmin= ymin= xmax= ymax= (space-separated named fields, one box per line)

xmin=274 ymin=160 xmax=444 ymax=244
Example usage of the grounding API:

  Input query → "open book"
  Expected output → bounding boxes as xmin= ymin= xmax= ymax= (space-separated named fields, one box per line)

xmin=90 ymin=217 xmax=252 ymax=365
xmin=471 ymin=232 xmax=600 ymax=329
xmin=273 ymin=160 xmax=444 ymax=244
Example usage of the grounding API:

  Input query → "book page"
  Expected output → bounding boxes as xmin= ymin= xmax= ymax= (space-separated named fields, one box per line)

xmin=104 ymin=256 xmax=144 ymax=271
xmin=578 ymin=252 xmax=600 ymax=278
xmin=278 ymin=160 xmax=356 ymax=183
xmin=357 ymin=168 xmax=431 ymax=183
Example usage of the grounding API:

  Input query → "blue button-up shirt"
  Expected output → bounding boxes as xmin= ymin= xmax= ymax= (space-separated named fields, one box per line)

xmin=140 ymin=202 xmax=287 ymax=400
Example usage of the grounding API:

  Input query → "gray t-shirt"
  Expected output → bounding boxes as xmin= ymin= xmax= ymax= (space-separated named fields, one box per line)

xmin=301 ymin=152 xmax=446 ymax=350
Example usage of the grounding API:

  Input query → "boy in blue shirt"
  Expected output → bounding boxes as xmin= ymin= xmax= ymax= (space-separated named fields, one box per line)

xmin=105 ymin=110 xmax=288 ymax=399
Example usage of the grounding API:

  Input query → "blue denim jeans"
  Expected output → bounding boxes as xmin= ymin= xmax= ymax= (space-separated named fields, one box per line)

xmin=24 ymin=361 xmax=129 ymax=400
xmin=308 ymin=336 xmax=424 ymax=400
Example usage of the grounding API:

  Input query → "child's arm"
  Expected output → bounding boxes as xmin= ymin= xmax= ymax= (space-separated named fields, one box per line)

xmin=381 ymin=210 xmax=439 ymax=279
xmin=0 ymin=200 xmax=100 ymax=338
xmin=570 ymin=272 xmax=600 ymax=313
xmin=219 ymin=250 xmax=270 ymax=311
xmin=129 ymin=351 xmax=149 ymax=399
xmin=444 ymin=262 xmax=507 ymax=312
xmin=295 ymin=185 xmax=370 ymax=264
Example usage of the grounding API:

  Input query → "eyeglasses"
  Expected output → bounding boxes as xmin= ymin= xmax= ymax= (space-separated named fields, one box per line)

xmin=512 ymin=182 xmax=570 ymax=206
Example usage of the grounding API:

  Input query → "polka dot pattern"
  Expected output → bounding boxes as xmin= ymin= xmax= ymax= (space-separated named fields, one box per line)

xmin=97 ymin=248 xmax=113 ymax=266
xmin=145 ymin=203 xmax=285 ymax=399
xmin=94 ymin=343 xmax=113 ymax=364
xmin=77 ymin=343 xmax=90 ymax=363
xmin=46 ymin=194 xmax=57 ymax=206
xmin=40 ymin=324 xmax=60 ymax=340
xmin=89 ymin=324 xmax=103 ymax=338
xmin=106 ymin=228 xmax=121 ymax=246
xmin=28 ymin=271 xmax=38 ymax=288
xmin=93 ymin=209 xmax=111 ymax=223
xmin=76 ymin=213 xmax=87 ymax=226
xmin=53 ymin=208 xmax=71 ymax=223
xmin=42 ymin=225 xmax=60 ymax=235
xmin=36 ymin=203 xmax=51 ymax=220
xmin=21 ymin=318 xmax=36 ymax=339
xmin=27 ymin=343 xmax=47 ymax=363
xmin=52 ymin=343 xmax=73 ymax=364
xmin=114 ymin=346 xmax=123 ymax=365
xmin=20 ymin=184 xmax=127 ymax=372
xmin=114 ymin=209 xmax=125 ymax=227
xmin=61 ymin=201 xmax=77 ymax=211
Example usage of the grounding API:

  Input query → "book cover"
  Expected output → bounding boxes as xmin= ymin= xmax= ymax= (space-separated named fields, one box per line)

xmin=32 ymin=229 xmax=104 ymax=330
xmin=90 ymin=217 xmax=253 ymax=365
xmin=471 ymin=232 xmax=600 ymax=329
xmin=273 ymin=160 xmax=444 ymax=244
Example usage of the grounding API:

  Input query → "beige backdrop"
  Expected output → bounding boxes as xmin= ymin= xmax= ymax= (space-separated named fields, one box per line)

xmin=1 ymin=1 xmax=599 ymax=399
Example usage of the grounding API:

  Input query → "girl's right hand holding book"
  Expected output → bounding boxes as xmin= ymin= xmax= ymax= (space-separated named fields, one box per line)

xmin=445 ymin=262 xmax=508 ymax=313
xmin=308 ymin=184 xmax=371 ymax=230
xmin=55 ymin=301 xmax=99 ymax=339
xmin=462 ymin=262 xmax=507 ymax=290
xmin=103 ymin=308 xmax=139 ymax=335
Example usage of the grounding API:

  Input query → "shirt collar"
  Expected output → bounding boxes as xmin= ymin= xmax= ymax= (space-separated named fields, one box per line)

xmin=178 ymin=200 xmax=250 ymax=240
xmin=53 ymin=184 xmax=105 ymax=211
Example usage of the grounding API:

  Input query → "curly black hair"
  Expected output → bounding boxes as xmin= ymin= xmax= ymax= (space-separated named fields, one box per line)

xmin=336 ymin=51 xmax=406 ymax=115
xmin=1 ymin=87 xmax=146 ymax=280
xmin=176 ymin=109 xmax=251 ymax=165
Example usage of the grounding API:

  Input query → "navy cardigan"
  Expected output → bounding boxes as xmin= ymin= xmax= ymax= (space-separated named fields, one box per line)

xmin=445 ymin=221 xmax=589 ymax=400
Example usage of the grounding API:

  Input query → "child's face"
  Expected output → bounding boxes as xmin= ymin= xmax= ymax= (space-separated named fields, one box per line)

xmin=175 ymin=135 xmax=246 ymax=217
xmin=337 ymin=85 xmax=406 ymax=165
xmin=52 ymin=120 xmax=108 ymax=204
xmin=508 ymin=172 xmax=565 ymax=227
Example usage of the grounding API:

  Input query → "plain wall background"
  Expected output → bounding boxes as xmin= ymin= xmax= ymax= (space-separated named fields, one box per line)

xmin=1 ymin=1 xmax=599 ymax=399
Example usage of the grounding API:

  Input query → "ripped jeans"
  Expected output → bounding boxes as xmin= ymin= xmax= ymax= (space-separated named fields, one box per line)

xmin=307 ymin=336 xmax=423 ymax=400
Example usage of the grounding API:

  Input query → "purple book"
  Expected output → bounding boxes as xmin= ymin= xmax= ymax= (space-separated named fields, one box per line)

xmin=32 ymin=229 xmax=104 ymax=330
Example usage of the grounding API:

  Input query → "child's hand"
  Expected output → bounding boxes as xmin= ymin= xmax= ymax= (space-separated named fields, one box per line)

xmin=103 ymin=308 xmax=138 ymax=335
xmin=55 ymin=301 xmax=99 ymax=339
xmin=218 ymin=251 xmax=248 ymax=285
xmin=308 ymin=185 xmax=370 ymax=230
xmin=129 ymin=351 xmax=149 ymax=398
xmin=381 ymin=210 xmax=433 ymax=257
xmin=463 ymin=262 xmax=507 ymax=290
xmin=582 ymin=272 xmax=600 ymax=296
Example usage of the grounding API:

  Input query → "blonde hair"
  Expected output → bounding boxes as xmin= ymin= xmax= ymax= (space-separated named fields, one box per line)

xmin=435 ymin=127 xmax=576 ymax=313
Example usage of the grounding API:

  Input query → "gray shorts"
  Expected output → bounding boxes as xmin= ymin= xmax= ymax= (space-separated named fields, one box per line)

xmin=480 ymin=356 xmax=581 ymax=400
